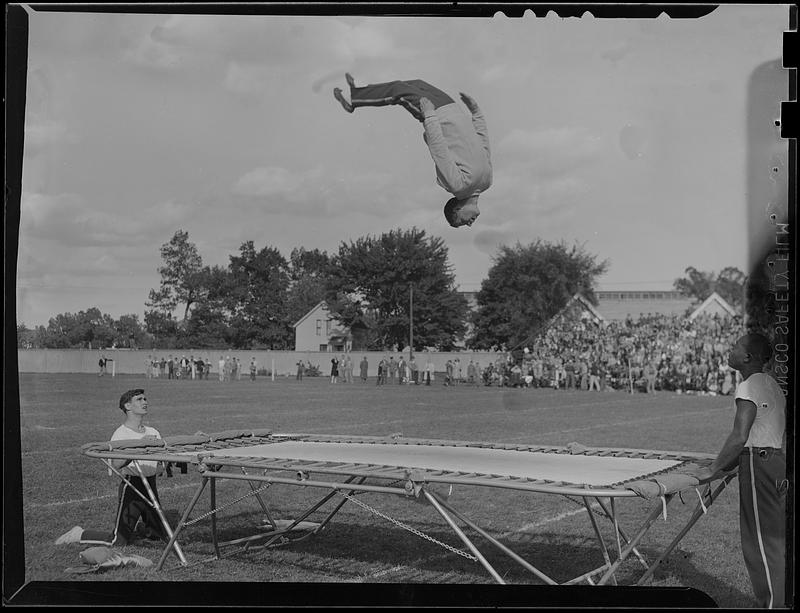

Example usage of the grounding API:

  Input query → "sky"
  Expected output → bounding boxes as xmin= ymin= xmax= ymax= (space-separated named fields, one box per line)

xmin=14 ymin=5 xmax=790 ymax=328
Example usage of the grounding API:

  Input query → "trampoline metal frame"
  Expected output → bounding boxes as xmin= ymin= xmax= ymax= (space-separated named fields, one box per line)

xmin=81 ymin=433 xmax=734 ymax=585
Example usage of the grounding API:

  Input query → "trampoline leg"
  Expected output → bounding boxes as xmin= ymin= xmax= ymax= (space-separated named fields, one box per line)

xmin=210 ymin=472 xmax=220 ymax=559
xmin=611 ymin=497 xmax=623 ymax=563
xmin=316 ymin=476 xmax=365 ymax=527
xmin=135 ymin=463 xmax=187 ymax=566
xmin=594 ymin=496 xmax=648 ymax=569
xmin=242 ymin=467 xmax=275 ymax=527
xmin=582 ymin=496 xmax=616 ymax=585
xmin=155 ymin=477 xmax=208 ymax=570
xmin=596 ymin=494 xmax=675 ymax=586
xmin=636 ymin=476 xmax=734 ymax=585
xmin=259 ymin=475 xmax=362 ymax=548
xmin=424 ymin=490 xmax=506 ymax=584
xmin=437 ymin=496 xmax=557 ymax=585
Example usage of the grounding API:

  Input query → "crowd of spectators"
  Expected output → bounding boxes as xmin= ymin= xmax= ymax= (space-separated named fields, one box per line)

xmin=305 ymin=313 xmax=745 ymax=395
xmin=134 ymin=312 xmax=744 ymax=396
xmin=481 ymin=312 xmax=746 ymax=395
xmin=143 ymin=354 xmax=259 ymax=382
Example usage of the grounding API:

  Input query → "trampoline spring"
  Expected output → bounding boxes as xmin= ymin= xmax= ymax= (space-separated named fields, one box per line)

xmin=564 ymin=495 xmax=608 ymax=519
xmin=338 ymin=491 xmax=477 ymax=562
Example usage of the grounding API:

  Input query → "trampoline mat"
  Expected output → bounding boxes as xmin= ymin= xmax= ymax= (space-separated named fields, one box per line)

xmin=193 ymin=441 xmax=682 ymax=487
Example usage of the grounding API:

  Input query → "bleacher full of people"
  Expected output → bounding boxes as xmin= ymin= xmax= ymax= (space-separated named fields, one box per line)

xmin=477 ymin=312 xmax=745 ymax=395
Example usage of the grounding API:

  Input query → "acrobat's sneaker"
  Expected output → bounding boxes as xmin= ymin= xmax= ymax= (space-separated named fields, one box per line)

xmin=345 ymin=72 xmax=355 ymax=88
xmin=333 ymin=88 xmax=354 ymax=113
xmin=55 ymin=525 xmax=84 ymax=545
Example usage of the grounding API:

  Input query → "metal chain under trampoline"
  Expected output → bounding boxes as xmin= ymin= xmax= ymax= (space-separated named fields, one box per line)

xmin=185 ymin=483 xmax=272 ymax=526
xmin=338 ymin=490 xmax=478 ymax=562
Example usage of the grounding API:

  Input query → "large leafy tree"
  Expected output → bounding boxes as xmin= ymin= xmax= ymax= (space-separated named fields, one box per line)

xmin=715 ymin=267 xmax=747 ymax=309
xmin=145 ymin=229 xmax=205 ymax=324
xmin=226 ymin=241 xmax=293 ymax=349
xmin=326 ymin=227 xmax=468 ymax=351
xmin=181 ymin=301 xmax=231 ymax=349
xmin=673 ymin=266 xmax=746 ymax=309
xmin=114 ymin=313 xmax=148 ymax=349
xmin=470 ymin=240 xmax=609 ymax=350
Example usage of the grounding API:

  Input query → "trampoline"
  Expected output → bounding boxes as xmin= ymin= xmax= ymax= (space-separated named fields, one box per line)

xmin=81 ymin=430 xmax=735 ymax=585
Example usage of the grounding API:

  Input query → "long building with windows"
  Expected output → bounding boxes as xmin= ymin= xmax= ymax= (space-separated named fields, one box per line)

xmin=593 ymin=290 xmax=696 ymax=322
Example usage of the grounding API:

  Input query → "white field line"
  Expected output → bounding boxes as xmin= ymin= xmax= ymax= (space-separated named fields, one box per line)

xmin=504 ymin=506 xmax=595 ymax=535
xmin=26 ymin=482 xmax=199 ymax=509
xmin=21 ymin=405 xmax=725 ymax=456
xmin=21 ymin=420 xmax=409 ymax=456
xmin=503 ymin=406 xmax=730 ymax=441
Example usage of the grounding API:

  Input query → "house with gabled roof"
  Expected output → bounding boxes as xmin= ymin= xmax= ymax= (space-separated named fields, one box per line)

xmin=293 ymin=301 xmax=351 ymax=352
xmin=688 ymin=291 xmax=738 ymax=320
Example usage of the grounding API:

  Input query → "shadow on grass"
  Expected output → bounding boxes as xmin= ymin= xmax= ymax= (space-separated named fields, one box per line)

xmin=643 ymin=547 xmax=756 ymax=608
xmin=202 ymin=517 xmax=661 ymax=585
xmin=36 ymin=511 xmax=758 ymax=607
xmin=167 ymin=512 xmax=757 ymax=606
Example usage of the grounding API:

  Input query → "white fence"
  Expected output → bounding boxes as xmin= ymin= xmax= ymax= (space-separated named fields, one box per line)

xmin=16 ymin=348 xmax=506 ymax=377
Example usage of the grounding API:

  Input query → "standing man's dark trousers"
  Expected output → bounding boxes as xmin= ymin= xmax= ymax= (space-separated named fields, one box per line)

xmin=350 ymin=79 xmax=455 ymax=121
xmin=739 ymin=448 xmax=787 ymax=608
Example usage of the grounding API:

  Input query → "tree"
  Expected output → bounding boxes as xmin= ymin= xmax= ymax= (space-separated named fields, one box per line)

xmin=182 ymin=302 xmax=231 ymax=348
xmin=143 ymin=309 xmax=179 ymax=348
xmin=225 ymin=241 xmax=293 ymax=349
xmin=673 ymin=266 xmax=746 ymax=310
xmin=146 ymin=230 xmax=205 ymax=324
xmin=31 ymin=308 xmax=139 ymax=349
xmin=326 ymin=227 xmax=468 ymax=351
xmin=469 ymin=240 xmax=609 ymax=350
xmin=17 ymin=323 xmax=35 ymax=348
xmin=286 ymin=247 xmax=332 ymax=329
xmin=714 ymin=266 xmax=747 ymax=310
xmin=114 ymin=314 xmax=147 ymax=349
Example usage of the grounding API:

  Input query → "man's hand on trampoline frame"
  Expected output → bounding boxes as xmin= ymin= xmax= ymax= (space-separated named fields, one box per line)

xmin=687 ymin=466 xmax=717 ymax=483
xmin=686 ymin=461 xmax=736 ymax=484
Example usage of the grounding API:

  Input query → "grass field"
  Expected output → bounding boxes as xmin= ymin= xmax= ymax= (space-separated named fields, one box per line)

xmin=11 ymin=372 xmax=762 ymax=606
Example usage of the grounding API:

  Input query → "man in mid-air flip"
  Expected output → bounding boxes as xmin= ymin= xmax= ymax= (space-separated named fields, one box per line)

xmin=334 ymin=73 xmax=492 ymax=228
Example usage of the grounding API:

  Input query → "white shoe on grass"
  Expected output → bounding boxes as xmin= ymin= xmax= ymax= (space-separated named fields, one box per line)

xmin=55 ymin=526 xmax=84 ymax=545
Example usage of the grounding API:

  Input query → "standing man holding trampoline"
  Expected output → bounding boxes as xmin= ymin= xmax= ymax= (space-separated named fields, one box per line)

xmin=689 ymin=333 xmax=787 ymax=608
xmin=334 ymin=73 xmax=492 ymax=228
xmin=55 ymin=388 xmax=167 ymax=547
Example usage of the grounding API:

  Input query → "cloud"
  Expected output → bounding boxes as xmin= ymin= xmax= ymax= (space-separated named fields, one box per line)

xmin=478 ymin=63 xmax=537 ymax=85
xmin=311 ymin=70 xmax=346 ymax=94
xmin=230 ymin=165 xmax=397 ymax=217
xmin=333 ymin=20 xmax=403 ymax=62
xmin=233 ymin=166 xmax=307 ymax=197
xmin=222 ymin=61 xmax=273 ymax=97
xmin=23 ymin=67 xmax=78 ymax=155
xmin=123 ymin=27 xmax=183 ymax=70
xmin=471 ymin=226 xmax=520 ymax=256
xmin=139 ymin=16 xmax=402 ymax=69
xmin=495 ymin=126 xmax=603 ymax=180
xmin=20 ymin=192 xmax=196 ymax=248
xmin=601 ymin=42 xmax=632 ymax=64
xmin=23 ymin=120 xmax=77 ymax=156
